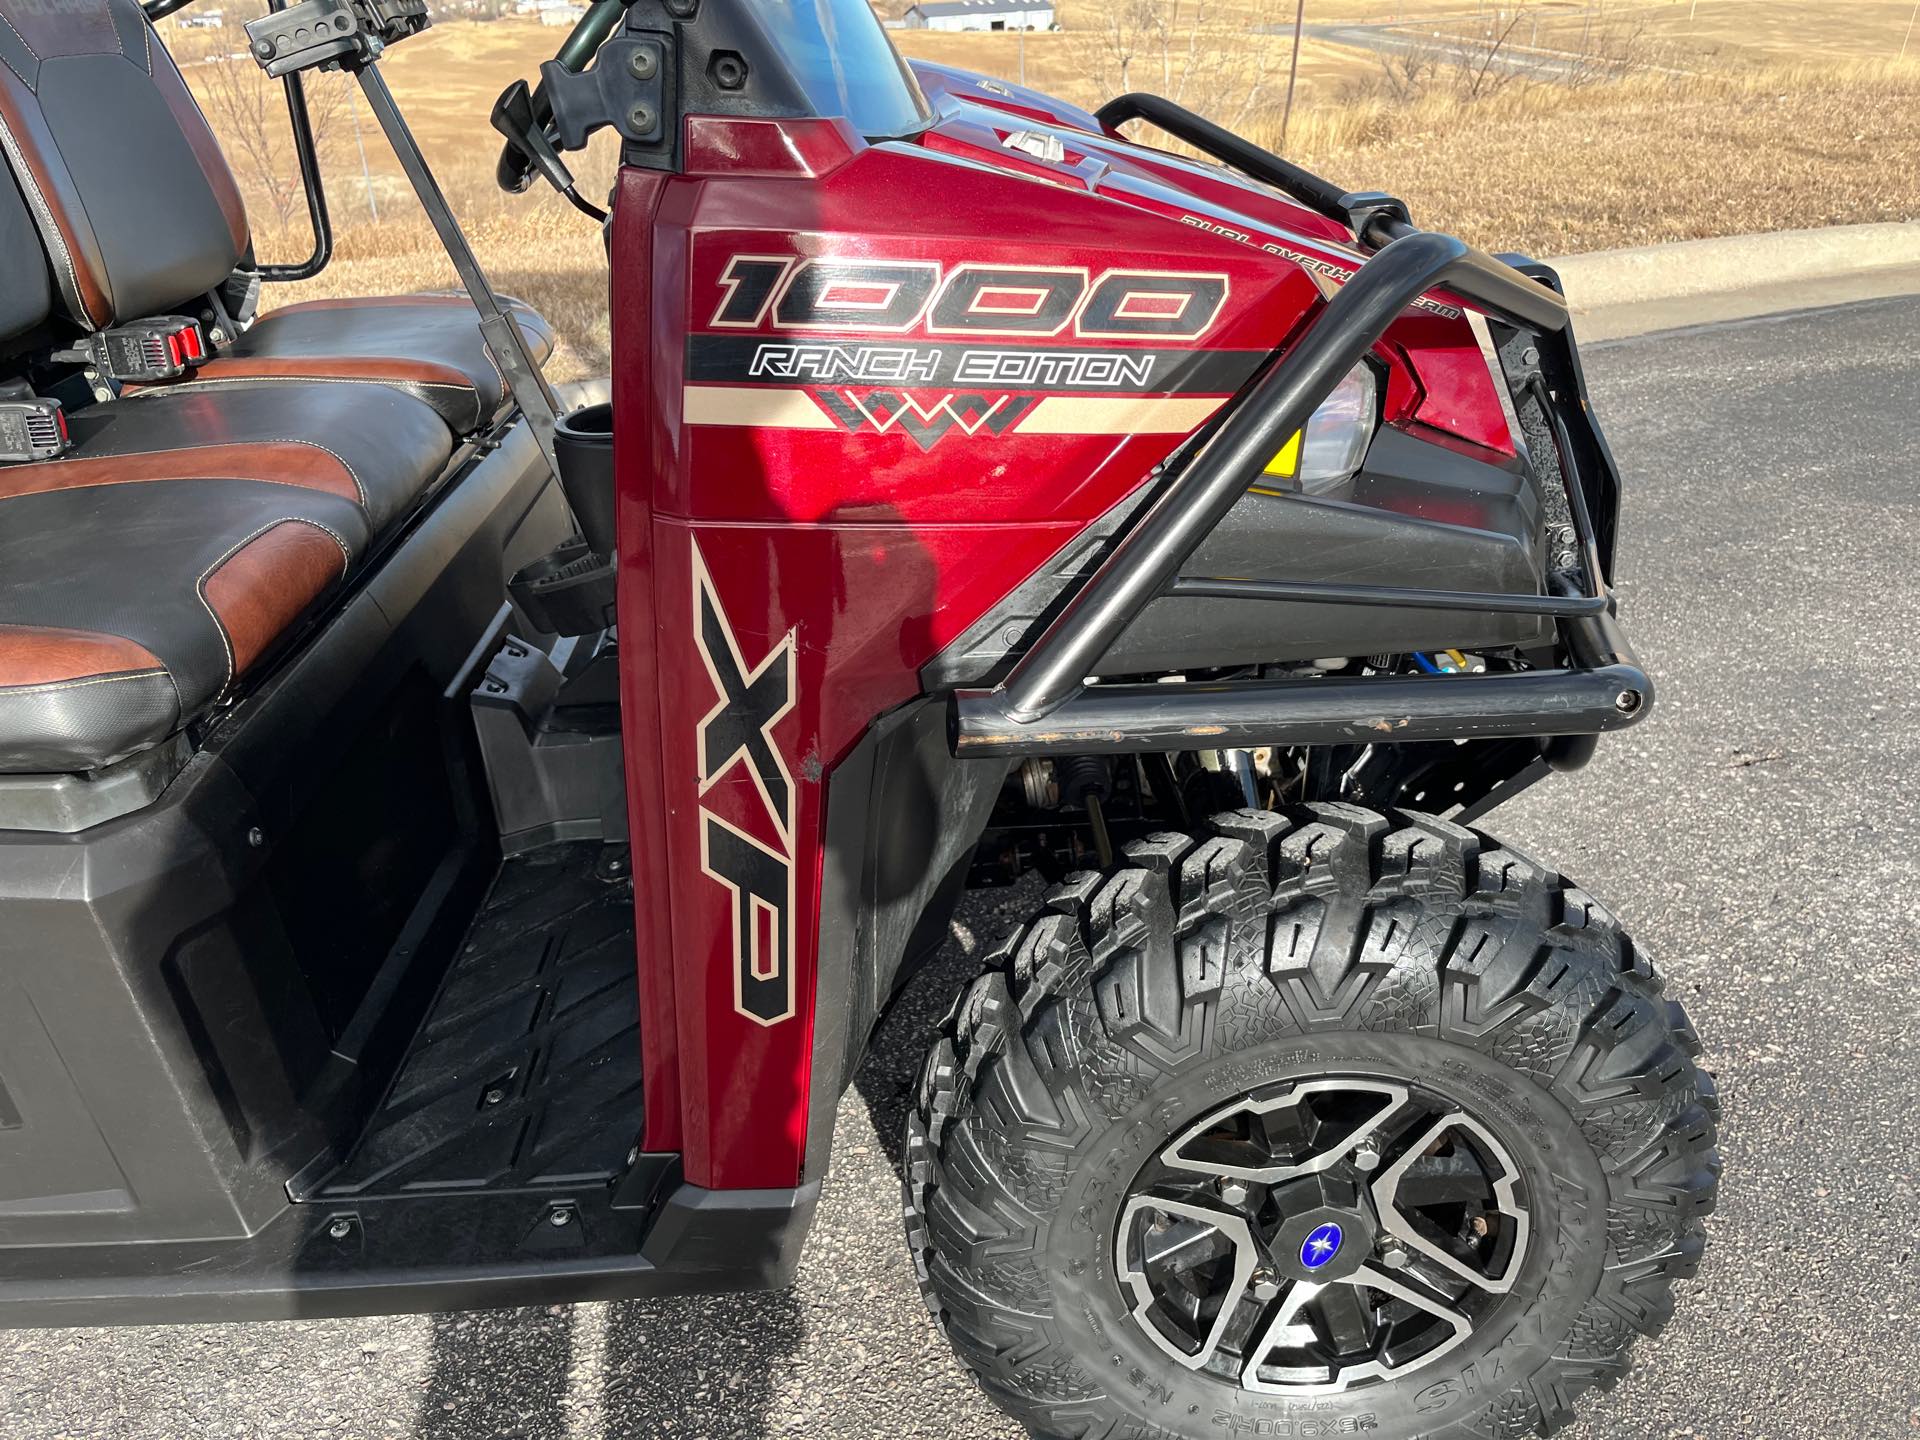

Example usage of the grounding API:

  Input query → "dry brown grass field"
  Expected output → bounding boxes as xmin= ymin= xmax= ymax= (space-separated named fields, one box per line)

xmin=159 ymin=3 xmax=1920 ymax=380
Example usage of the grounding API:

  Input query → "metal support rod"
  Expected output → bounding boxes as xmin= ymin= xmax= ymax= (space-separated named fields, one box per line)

xmin=1279 ymin=0 xmax=1307 ymax=147
xmin=356 ymin=65 xmax=562 ymax=472
xmin=1091 ymin=94 xmax=1569 ymax=328
xmin=1555 ymin=582 xmax=1638 ymax=674
xmin=1167 ymin=576 xmax=1607 ymax=617
xmin=992 ymin=229 xmax=1567 ymax=726
xmin=953 ymin=663 xmax=1652 ymax=759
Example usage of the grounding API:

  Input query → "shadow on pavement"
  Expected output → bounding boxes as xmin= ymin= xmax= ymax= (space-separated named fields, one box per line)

xmin=418 ymin=1306 xmax=574 ymax=1440
xmin=408 ymin=889 xmax=1031 ymax=1438
xmin=599 ymin=1291 xmax=803 ymax=1434
xmin=414 ymin=1291 xmax=804 ymax=1439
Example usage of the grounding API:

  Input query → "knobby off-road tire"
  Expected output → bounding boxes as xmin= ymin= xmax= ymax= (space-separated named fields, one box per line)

xmin=904 ymin=804 xmax=1718 ymax=1440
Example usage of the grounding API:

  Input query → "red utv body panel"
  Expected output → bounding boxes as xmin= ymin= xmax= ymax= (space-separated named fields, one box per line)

xmin=613 ymin=80 xmax=1518 ymax=1190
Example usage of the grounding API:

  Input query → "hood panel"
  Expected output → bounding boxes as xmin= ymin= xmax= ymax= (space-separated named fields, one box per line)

xmin=906 ymin=60 xmax=1517 ymax=456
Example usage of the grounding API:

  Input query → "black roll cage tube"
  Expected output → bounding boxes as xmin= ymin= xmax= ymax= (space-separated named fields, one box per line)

xmin=952 ymin=93 xmax=1648 ymax=756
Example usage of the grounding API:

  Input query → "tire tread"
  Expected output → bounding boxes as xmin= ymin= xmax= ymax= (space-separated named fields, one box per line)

xmin=905 ymin=804 xmax=1718 ymax=1440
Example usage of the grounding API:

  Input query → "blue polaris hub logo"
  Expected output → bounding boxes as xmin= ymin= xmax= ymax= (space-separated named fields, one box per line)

xmin=1300 ymin=1222 xmax=1344 ymax=1270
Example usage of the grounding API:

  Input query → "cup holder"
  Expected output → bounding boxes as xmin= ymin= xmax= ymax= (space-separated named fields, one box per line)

xmin=554 ymin=401 xmax=616 ymax=558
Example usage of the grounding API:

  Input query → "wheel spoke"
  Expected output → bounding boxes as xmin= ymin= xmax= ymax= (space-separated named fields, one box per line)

xmin=1245 ymin=1266 xmax=1474 ymax=1396
xmin=1310 ymin=1280 xmax=1374 ymax=1358
xmin=1392 ymin=1152 xmax=1492 ymax=1207
xmin=1241 ymin=1279 xmax=1323 ymax=1392
xmin=1371 ymin=1113 xmax=1529 ymax=1293
xmin=1117 ymin=1195 xmax=1260 ymax=1371
xmin=1344 ymin=1264 xmax=1473 ymax=1348
xmin=1138 ymin=1211 xmax=1226 ymax=1267
xmin=1160 ymin=1080 xmax=1416 ymax=1183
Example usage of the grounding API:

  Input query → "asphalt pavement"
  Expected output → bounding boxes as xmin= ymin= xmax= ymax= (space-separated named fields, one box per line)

xmin=5 ymin=294 xmax=1920 ymax=1438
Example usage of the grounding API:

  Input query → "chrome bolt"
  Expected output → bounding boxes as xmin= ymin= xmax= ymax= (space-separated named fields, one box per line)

xmin=1250 ymin=1267 xmax=1281 ymax=1301
xmin=1351 ymin=1136 xmax=1382 ymax=1172
xmin=327 ymin=1218 xmax=354 ymax=1240
xmin=247 ymin=827 xmax=266 ymax=848
xmin=484 ymin=1087 xmax=507 ymax=1106
xmin=1217 ymin=1179 xmax=1252 ymax=1207
xmin=1377 ymin=1239 xmax=1412 ymax=1270
xmin=549 ymin=1208 xmax=574 ymax=1228
xmin=1614 ymin=689 xmax=1643 ymax=715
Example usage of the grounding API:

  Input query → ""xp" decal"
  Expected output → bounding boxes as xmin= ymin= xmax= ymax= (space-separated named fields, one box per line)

xmin=692 ymin=540 xmax=798 ymax=1027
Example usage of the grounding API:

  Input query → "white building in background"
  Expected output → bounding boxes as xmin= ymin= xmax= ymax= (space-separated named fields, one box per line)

xmin=517 ymin=0 xmax=586 ymax=22
xmin=903 ymin=0 xmax=1056 ymax=31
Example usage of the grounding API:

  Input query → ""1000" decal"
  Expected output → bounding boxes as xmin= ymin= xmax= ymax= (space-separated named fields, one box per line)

xmin=710 ymin=257 xmax=1231 ymax=339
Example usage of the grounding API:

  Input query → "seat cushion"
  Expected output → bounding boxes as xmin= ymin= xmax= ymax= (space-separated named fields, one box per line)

xmin=0 ymin=381 xmax=453 ymax=772
xmin=53 ymin=380 xmax=454 ymax=533
xmin=165 ymin=294 xmax=558 ymax=435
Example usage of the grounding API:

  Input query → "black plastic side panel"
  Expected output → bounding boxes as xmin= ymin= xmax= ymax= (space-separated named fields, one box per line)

xmin=0 ymin=749 xmax=322 ymax=1247
xmin=0 ymin=419 xmax=566 ymax=1259
xmin=808 ymin=700 xmax=1010 ymax=1179
xmin=1102 ymin=427 xmax=1550 ymax=672
xmin=0 ymin=1175 xmax=817 ymax=1326
xmin=927 ymin=426 xmax=1551 ymax=687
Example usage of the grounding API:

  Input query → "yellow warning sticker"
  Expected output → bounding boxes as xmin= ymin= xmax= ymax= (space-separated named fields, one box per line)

xmin=1263 ymin=431 xmax=1302 ymax=479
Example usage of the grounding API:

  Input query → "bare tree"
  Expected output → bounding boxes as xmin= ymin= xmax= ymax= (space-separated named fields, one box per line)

xmin=1351 ymin=1 xmax=1655 ymax=107
xmin=1449 ymin=5 xmax=1532 ymax=100
xmin=1072 ymin=0 xmax=1272 ymax=132
xmin=1557 ymin=6 xmax=1653 ymax=87
xmin=183 ymin=53 xmax=350 ymax=241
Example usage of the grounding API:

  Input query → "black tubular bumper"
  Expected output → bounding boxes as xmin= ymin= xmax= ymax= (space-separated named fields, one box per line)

xmin=950 ymin=94 xmax=1644 ymax=756
xmin=952 ymin=660 xmax=1647 ymax=759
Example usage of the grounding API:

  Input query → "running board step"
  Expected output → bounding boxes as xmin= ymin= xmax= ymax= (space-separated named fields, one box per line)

xmin=306 ymin=840 xmax=642 ymax=1199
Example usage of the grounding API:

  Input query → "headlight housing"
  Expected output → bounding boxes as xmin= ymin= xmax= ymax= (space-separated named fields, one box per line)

xmin=1261 ymin=363 xmax=1378 ymax=495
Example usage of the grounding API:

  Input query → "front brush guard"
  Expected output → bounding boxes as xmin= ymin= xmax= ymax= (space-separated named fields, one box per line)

xmin=950 ymin=94 xmax=1645 ymax=760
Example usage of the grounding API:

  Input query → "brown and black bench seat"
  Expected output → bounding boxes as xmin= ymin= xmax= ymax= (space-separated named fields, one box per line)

xmin=0 ymin=381 xmax=453 ymax=772
xmin=64 ymin=381 xmax=456 ymax=532
xmin=0 ymin=0 xmax=563 ymax=776
xmin=172 ymin=295 xmax=557 ymax=434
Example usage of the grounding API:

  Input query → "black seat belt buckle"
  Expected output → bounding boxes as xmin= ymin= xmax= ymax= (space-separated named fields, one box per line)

xmin=0 ymin=397 xmax=71 ymax=464
xmin=81 ymin=317 xmax=209 ymax=383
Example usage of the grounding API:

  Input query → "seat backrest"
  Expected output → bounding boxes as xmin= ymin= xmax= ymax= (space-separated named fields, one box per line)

xmin=0 ymin=157 xmax=50 ymax=351
xmin=0 ymin=0 xmax=250 ymax=332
